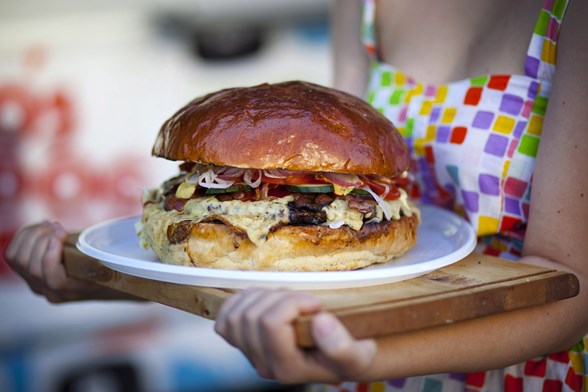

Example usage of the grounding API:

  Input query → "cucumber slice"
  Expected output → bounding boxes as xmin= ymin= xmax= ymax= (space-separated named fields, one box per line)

xmin=285 ymin=184 xmax=334 ymax=193
xmin=205 ymin=185 xmax=251 ymax=194
xmin=350 ymin=188 xmax=370 ymax=196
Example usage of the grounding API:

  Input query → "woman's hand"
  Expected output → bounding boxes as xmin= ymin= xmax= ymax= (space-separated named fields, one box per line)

xmin=5 ymin=221 xmax=109 ymax=302
xmin=214 ymin=287 xmax=377 ymax=384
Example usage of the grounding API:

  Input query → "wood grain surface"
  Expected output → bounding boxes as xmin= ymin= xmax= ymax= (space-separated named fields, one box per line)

xmin=63 ymin=234 xmax=579 ymax=348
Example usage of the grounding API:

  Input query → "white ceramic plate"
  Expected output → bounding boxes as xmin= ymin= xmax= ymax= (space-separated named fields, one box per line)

xmin=77 ymin=204 xmax=476 ymax=290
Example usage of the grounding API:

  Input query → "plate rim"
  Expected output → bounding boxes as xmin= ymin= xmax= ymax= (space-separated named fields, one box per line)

xmin=77 ymin=204 xmax=477 ymax=288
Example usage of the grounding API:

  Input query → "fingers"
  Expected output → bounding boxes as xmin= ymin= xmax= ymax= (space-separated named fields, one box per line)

xmin=42 ymin=222 xmax=90 ymax=295
xmin=215 ymin=288 xmax=322 ymax=380
xmin=216 ymin=288 xmax=321 ymax=341
xmin=215 ymin=287 xmax=378 ymax=384
xmin=217 ymin=288 xmax=272 ymax=348
xmin=254 ymin=290 xmax=322 ymax=379
xmin=43 ymin=233 xmax=69 ymax=290
xmin=311 ymin=312 xmax=377 ymax=379
xmin=4 ymin=221 xmax=90 ymax=302
xmin=5 ymin=221 xmax=54 ymax=274
xmin=42 ymin=234 xmax=86 ymax=301
xmin=26 ymin=229 xmax=55 ymax=294
xmin=4 ymin=224 xmax=31 ymax=264
xmin=257 ymin=291 xmax=322 ymax=363
xmin=28 ymin=229 xmax=54 ymax=279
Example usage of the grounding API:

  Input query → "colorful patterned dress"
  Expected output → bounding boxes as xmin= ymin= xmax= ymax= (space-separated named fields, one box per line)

xmin=307 ymin=0 xmax=587 ymax=391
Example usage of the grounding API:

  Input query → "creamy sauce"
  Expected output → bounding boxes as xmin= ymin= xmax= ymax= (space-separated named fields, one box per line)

xmin=382 ymin=189 xmax=415 ymax=220
xmin=192 ymin=196 xmax=293 ymax=246
xmin=323 ymin=199 xmax=364 ymax=231
xmin=138 ymin=192 xmax=418 ymax=249
xmin=141 ymin=196 xmax=292 ymax=248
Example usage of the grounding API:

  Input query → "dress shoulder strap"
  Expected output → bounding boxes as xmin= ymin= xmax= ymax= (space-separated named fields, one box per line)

xmin=524 ymin=0 xmax=570 ymax=82
xmin=361 ymin=0 xmax=378 ymax=59
xmin=362 ymin=0 xmax=570 ymax=82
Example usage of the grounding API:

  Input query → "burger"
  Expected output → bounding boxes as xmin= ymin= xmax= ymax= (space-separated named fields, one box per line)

xmin=137 ymin=81 xmax=420 ymax=271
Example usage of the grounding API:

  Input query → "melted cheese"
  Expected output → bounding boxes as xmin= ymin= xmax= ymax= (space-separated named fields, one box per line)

xmin=141 ymin=196 xmax=293 ymax=247
xmin=382 ymin=189 xmax=415 ymax=220
xmin=192 ymin=196 xmax=293 ymax=246
xmin=139 ymin=192 xmax=418 ymax=249
xmin=323 ymin=199 xmax=364 ymax=230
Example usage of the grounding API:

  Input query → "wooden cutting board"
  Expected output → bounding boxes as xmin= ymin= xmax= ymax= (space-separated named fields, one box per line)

xmin=63 ymin=234 xmax=579 ymax=348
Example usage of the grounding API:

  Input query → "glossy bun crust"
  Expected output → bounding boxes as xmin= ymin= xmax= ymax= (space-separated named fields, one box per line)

xmin=153 ymin=81 xmax=410 ymax=177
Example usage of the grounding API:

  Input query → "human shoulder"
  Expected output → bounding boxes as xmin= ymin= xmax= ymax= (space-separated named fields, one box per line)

xmin=522 ymin=0 xmax=588 ymax=271
xmin=556 ymin=0 xmax=588 ymax=83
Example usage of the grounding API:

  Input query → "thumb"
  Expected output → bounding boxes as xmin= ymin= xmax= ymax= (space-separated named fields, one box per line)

xmin=311 ymin=312 xmax=376 ymax=379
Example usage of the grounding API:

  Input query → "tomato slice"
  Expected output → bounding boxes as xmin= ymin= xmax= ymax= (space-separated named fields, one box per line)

xmin=260 ymin=172 xmax=327 ymax=185
xmin=267 ymin=186 xmax=290 ymax=198
xmin=392 ymin=177 xmax=411 ymax=188
xmin=364 ymin=179 xmax=401 ymax=200
xmin=368 ymin=175 xmax=410 ymax=187
xmin=383 ymin=187 xmax=401 ymax=200
xmin=284 ymin=174 xmax=326 ymax=185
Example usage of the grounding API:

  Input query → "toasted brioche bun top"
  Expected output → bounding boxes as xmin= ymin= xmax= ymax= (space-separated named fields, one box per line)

xmin=153 ymin=81 xmax=410 ymax=177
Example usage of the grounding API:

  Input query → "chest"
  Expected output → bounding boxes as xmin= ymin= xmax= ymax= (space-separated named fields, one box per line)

xmin=375 ymin=0 xmax=544 ymax=84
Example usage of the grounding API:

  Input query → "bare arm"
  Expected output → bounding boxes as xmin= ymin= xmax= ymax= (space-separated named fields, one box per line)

xmin=215 ymin=0 xmax=588 ymax=383
xmin=361 ymin=0 xmax=588 ymax=378
xmin=331 ymin=0 xmax=370 ymax=97
xmin=5 ymin=221 xmax=140 ymax=303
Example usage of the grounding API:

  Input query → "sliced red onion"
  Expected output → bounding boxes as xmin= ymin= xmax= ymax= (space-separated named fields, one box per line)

xmin=198 ymin=180 xmax=234 ymax=189
xmin=198 ymin=169 xmax=235 ymax=188
xmin=362 ymin=175 xmax=393 ymax=199
xmin=324 ymin=172 xmax=363 ymax=187
xmin=367 ymin=181 xmax=390 ymax=199
xmin=243 ymin=169 xmax=262 ymax=188
xmin=361 ymin=186 xmax=391 ymax=220
xmin=262 ymin=169 xmax=288 ymax=178
xmin=218 ymin=166 xmax=246 ymax=178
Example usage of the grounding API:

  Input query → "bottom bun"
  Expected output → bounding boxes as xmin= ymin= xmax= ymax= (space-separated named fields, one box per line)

xmin=143 ymin=213 xmax=419 ymax=272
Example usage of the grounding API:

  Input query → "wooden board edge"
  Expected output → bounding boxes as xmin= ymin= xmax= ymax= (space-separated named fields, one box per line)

xmin=63 ymin=239 xmax=233 ymax=319
xmin=63 ymin=234 xmax=580 ymax=349
xmin=294 ymin=270 xmax=579 ymax=347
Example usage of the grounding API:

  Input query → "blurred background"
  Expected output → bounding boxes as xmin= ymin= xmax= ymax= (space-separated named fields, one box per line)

xmin=0 ymin=0 xmax=332 ymax=391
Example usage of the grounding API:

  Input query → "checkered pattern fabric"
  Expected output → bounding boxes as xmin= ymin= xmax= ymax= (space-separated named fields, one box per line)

xmin=305 ymin=0 xmax=587 ymax=391
xmin=366 ymin=52 xmax=552 ymax=244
